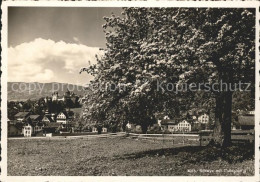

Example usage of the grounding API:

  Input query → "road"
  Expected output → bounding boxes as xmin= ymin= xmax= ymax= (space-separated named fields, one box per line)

xmin=8 ymin=132 xmax=127 ymax=140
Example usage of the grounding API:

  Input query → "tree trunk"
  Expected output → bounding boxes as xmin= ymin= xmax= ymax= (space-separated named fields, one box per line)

xmin=212 ymin=91 xmax=233 ymax=147
xmin=222 ymin=91 xmax=232 ymax=147
xmin=141 ymin=122 xmax=148 ymax=134
xmin=212 ymin=93 xmax=224 ymax=146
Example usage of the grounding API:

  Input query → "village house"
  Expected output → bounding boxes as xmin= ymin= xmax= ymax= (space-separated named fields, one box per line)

xmin=14 ymin=112 xmax=30 ymax=122
xmin=102 ymin=127 xmax=108 ymax=133
xmin=34 ymin=122 xmax=44 ymax=133
xmin=43 ymin=122 xmax=61 ymax=135
xmin=155 ymin=113 xmax=170 ymax=127
xmin=198 ymin=113 xmax=209 ymax=124
xmin=28 ymin=115 xmax=42 ymax=122
xmin=247 ymin=110 xmax=255 ymax=115
xmin=56 ymin=111 xmax=69 ymax=124
xmin=167 ymin=120 xmax=192 ymax=132
xmin=161 ymin=119 xmax=192 ymax=133
xmin=22 ymin=121 xmax=45 ymax=137
xmin=92 ymin=127 xmax=98 ymax=133
xmin=91 ymin=126 xmax=108 ymax=133
xmin=22 ymin=123 xmax=33 ymax=137
xmin=42 ymin=115 xmax=55 ymax=123
xmin=27 ymin=115 xmax=44 ymax=134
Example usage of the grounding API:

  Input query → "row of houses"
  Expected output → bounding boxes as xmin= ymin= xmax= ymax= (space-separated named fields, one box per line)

xmin=126 ymin=111 xmax=255 ymax=133
xmin=164 ymin=112 xmax=254 ymax=132
xmin=13 ymin=109 xmax=78 ymax=124
xmin=156 ymin=113 xmax=211 ymax=132
xmin=9 ymin=109 xmax=255 ymax=136
xmin=8 ymin=108 xmax=82 ymax=137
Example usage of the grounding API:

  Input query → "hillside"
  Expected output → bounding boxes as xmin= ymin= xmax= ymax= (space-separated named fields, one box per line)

xmin=8 ymin=82 xmax=86 ymax=101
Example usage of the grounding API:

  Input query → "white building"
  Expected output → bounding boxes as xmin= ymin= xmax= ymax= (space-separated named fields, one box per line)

xmin=34 ymin=124 xmax=43 ymax=133
xmin=168 ymin=120 xmax=191 ymax=132
xmin=56 ymin=112 xmax=68 ymax=124
xmin=22 ymin=122 xmax=44 ymax=137
xmin=198 ymin=113 xmax=209 ymax=124
xmin=92 ymin=127 xmax=98 ymax=133
xmin=248 ymin=111 xmax=255 ymax=115
xmin=23 ymin=123 xmax=33 ymax=137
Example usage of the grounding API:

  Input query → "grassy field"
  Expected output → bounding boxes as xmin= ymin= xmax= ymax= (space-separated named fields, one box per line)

xmin=8 ymin=136 xmax=254 ymax=176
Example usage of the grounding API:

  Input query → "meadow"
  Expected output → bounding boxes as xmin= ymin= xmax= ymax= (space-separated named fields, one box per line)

xmin=8 ymin=136 xmax=254 ymax=176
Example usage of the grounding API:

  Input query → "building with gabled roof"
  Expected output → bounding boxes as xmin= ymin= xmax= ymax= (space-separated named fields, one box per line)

xmin=22 ymin=120 xmax=45 ymax=137
xmin=161 ymin=119 xmax=191 ymax=133
xmin=56 ymin=111 xmax=69 ymax=124
xmin=28 ymin=115 xmax=42 ymax=122
xmin=14 ymin=112 xmax=30 ymax=122
xmin=23 ymin=123 xmax=33 ymax=137
xmin=42 ymin=115 xmax=55 ymax=123
xmin=43 ymin=122 xmax=61 ymax=134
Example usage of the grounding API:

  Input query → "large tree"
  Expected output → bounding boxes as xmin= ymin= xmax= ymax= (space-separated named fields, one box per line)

xmin=186 ymin=8 xmax=255 ymax=146
xmin=81 ymin=8 xmax=255 ymax=146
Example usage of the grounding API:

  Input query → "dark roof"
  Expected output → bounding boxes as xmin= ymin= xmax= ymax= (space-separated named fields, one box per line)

xmin=62 ymin=123 xmax=75 ymax=127
xmin=14 ymin=112 xmax=30 ymax=118
xmin=28 ymin=115 xmax=41 ymax=120
xmin=44 ymin=122 xmax=61 ymax=128
xmin=24 ymin=121 xmax=35 ymax=127
xmin=238 ymin=116 xmax=254 ymax=126
xmin=186 ymin=119 xmax=193 ymax=124
xmin=36 ymin=122 xmax=44 ymax=127
xmin=42 ymin=115 xmax=54 ymax=122
xmin=161 ymin=119 xmax=191 ymax=125
xmin=70 ymin=108 xmax=82 ymax=115
xmin=161 ymin=119 xmax=178 ymax=125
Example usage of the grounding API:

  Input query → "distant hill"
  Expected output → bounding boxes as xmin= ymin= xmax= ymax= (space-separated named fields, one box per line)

xmin=8 ymin=82 xmax=86 ymax=101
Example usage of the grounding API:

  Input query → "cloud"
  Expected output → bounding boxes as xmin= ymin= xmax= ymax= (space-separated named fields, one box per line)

xmin=73 ymin=37 xmax=81 ymax=44
xmin=8 ymin=38 xmax=103 ymax=83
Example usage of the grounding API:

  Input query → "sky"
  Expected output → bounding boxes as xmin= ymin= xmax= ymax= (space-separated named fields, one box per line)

xmin=8 ymin=7 xmax=122 ymax=85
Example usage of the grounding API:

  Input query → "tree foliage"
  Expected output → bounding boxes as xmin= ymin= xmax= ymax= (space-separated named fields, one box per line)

xmin=81 ymin=8 xmax=255 ymax=144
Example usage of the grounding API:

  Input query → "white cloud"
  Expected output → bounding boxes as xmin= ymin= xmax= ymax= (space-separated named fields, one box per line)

xmin=8 ymin=38 xmax=103 ymax=83
xmin=73 ymin=37 xmax=81 ymax=44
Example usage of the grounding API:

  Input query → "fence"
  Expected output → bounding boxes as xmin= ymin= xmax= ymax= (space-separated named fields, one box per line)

xmin=128 ymin=130 xmax=255 ymax=146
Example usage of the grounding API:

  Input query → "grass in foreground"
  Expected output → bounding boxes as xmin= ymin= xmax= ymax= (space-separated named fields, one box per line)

xmin=8 ymin=137 xmax=254 ymax=176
